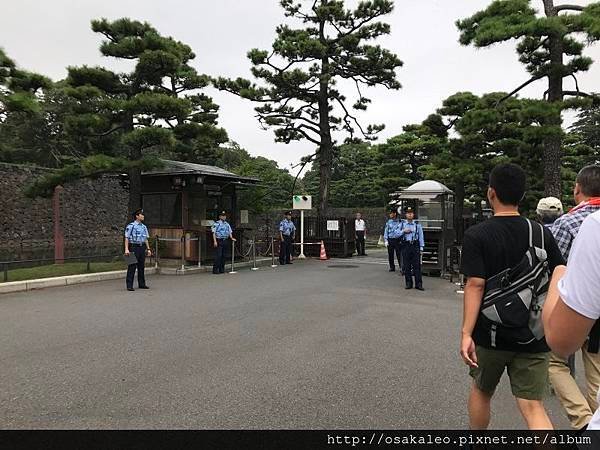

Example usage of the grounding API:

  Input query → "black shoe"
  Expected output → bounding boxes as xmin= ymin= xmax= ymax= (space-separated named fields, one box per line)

xmin=139 ymin=286 xmax=150 ymax=289
xmin=287 ymin=262 xmax=293 ymax=265
xmin=363 ymin=253 xmax=368 ymax=256
xmin=127 ymin=288 xmax=135 ymax=291
xmin=389 ymin=268 xmax=396 ymax=272
xmin=416 ymin=286 xmax=425 ymax=291
xmin=405 ymin=285 xmax=413 ymax=290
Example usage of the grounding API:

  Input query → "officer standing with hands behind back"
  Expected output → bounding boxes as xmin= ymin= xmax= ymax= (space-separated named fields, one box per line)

xmin=212 ymin=211 xmax=236 ymax=274
xmin=401 ymin=206 xmax=425 ymax=291
xmin=384 ymin=208 xmax=403 ymax=272
xmin=124 ymin=209 xmax=151 ymax=292
xmin=279 ymin=211 xmax=296 ymax=265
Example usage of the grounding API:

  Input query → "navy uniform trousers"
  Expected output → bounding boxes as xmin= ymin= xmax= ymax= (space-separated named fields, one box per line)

xmin=402 ymin=241 xmax=423 ymax=288
xmin=126 ymin=244 xmax=147 ymax=289
xmin=279 ymin=235 xmax=293 ymax=264
xmin=213 ymin=238 xmax=228 ymax=274
xmin=387 ymin=238 xmax=403 ymax=271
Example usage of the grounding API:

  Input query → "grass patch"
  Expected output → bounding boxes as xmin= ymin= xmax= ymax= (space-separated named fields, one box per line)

xmin=1 ymin=261 xmax=127 ymax=283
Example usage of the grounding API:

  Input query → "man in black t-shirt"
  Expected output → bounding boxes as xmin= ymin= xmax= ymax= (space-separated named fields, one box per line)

xmin=460 ymin=163 xmax=565 ymax=430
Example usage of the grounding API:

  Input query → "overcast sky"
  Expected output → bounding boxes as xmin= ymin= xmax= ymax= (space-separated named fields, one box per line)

xmin=1 ymin=0 xmax=598 ymax=172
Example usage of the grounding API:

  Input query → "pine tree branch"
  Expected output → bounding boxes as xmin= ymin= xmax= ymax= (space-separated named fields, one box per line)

xmin=497 ymin=74 xmax=546 ymax=104
xmin=90 ymin=125 xmax=126 ymax=137
xmin=563 ymin=90 xmax=597 ymax=99
xmin=334 ymin=96 xmax=369 ymax=139
xmin=569 ymin=73 xmax=580 ymax=92
xmin=292 ymin=125 xmax=322 ymax=145
xmin=290 ymin=150 xmax=319 ymax=196
xmin=555 ymin=4 xmax=585 ymax=13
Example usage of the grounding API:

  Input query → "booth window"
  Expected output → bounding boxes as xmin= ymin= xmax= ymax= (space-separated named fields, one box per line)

xmin=419 ymin=201 xmax=443 ymax=229
xmin=142 ymin=193 xmax=182 ymax=226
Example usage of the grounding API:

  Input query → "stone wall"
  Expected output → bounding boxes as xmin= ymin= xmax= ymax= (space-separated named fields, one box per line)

xmin=0 ymin=163 xmax=128 ymax=261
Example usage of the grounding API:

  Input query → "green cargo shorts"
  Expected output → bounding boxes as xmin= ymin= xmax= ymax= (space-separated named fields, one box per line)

xmin=469 ymin=346 xmax=550 ymax=400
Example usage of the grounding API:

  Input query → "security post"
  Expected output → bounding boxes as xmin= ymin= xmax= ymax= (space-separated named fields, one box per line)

xmin=292 ymin=195 xmax=312 ymax=259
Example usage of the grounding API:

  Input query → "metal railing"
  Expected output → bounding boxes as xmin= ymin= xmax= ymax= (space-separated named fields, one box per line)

xmin=151 ymin=234 xmax=282 ymax=273
xmin=0 ymin=252 xmax=132 ymax=283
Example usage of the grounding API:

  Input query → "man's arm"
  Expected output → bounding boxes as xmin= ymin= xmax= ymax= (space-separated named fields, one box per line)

xmin=228 ymin=224 xmax=236 ymax=242
xmin=543 ymin=266 xmax=594 ymax=357
xmin=461 ymin=277 xmax=485 ymax=367
xmin=124 ymin=225 xmax=131 ymax=255
xmin=418 ymin=224 xmax=425 ymax=250
xmin=550 ymin=219 xmax=573 ymax=260
xmin=544 ymin=215 xmax=600 ymax=356
xmin=144 ymin=226 xmax=151 ymax=256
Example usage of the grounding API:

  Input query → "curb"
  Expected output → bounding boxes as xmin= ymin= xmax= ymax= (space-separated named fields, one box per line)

xmin=0 ymin=257 xmax=311 ymax=295
xmin=0 ymin=268 xmax=158 ymax=295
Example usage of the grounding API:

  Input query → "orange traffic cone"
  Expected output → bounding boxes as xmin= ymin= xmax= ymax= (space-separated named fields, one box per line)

xmin=320 ymin=240 xmax=328 ymax=260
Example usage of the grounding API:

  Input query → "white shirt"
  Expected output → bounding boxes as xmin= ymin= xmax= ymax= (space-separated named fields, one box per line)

xmin=557 ymin=210 xmax=600 ymax=429
xmin=355 ymin=219 xmax=366 ymax=232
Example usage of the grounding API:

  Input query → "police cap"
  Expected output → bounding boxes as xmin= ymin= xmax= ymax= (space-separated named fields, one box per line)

xmin=218 ymin=210 xmax=227 ymax=217
xmin=404 ymin=206 xmax=415 ymax=214
xmin=133 ymin=208 xmax=144 ymax=218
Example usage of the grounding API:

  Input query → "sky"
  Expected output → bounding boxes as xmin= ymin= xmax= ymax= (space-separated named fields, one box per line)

xmin=1 ymin=0 xmax=598 ymax=173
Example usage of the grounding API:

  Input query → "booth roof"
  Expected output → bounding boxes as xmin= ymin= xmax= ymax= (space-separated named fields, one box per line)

xmin=390 ymin=180 xmax=454 ymax=201
xmin=143 ymin=160 xmax=260 ymax=183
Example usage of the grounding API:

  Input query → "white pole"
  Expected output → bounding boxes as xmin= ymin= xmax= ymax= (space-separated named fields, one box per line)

xmin=299 ymin=209 xmax=306 ymax=259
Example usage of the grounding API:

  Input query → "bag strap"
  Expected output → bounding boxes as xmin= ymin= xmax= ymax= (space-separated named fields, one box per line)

xmin=527 ymin=218 xmax=533 ymax=248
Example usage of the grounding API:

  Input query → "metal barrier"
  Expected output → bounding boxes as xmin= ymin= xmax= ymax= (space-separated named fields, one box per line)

xmin=0 ymin=253 xmax=131 ymax=283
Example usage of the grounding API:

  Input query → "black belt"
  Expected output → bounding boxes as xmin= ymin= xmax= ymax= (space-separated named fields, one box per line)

xmin=130 ymin=243 xmax=144 ymax=247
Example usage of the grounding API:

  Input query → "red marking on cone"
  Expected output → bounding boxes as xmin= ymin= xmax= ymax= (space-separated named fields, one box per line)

xmin=320 ymin=240 xmax=328 ymax=260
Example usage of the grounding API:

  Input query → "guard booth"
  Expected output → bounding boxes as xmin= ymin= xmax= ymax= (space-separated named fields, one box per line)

xmin=140 ymin=160 xmax=259 ymax=264
xmin=389 ymin=180 xmax=455 ymax=276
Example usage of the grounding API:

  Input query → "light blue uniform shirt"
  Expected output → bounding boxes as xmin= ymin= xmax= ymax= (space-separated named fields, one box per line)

xmin=402 ymin=220 xmax=425 ymax=249
xmin=125 ymin=221 xmax=149 ymax=244
xmin=384 ymin=218 xmax=403 ymax=240
xmin=279 ymin=219 xmax=296 ymax=236
xmin=212 ymin=220 xmax=232 ymax=239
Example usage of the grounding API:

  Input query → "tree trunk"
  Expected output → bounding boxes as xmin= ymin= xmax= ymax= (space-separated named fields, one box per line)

xmin=317 ymin=2 xmax=333 ymax=215
xmin=124 ymin=112 xmax=141 ymax=215
xmin=543 ymin=0 xmax=564 ymax=198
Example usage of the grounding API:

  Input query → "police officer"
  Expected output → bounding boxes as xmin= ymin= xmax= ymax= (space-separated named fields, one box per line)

xmin=401 ymin=206 xmax=425 ymax=290
xmin=124 ymin=209 xmax=151 ymax=291
xmin=279 ymin=210 xmax=296 ymax=265
xmin=212 ymin=210 xmax=236 ymax=274
xmin=384 ymin=208 xmax=403 ymax=272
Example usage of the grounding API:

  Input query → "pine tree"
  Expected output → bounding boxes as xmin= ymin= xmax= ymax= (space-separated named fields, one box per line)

xmin=215 ymin=0 xmax=402 ymax=213
xmin=457 ymin=0 xmax=600 ymax=197
xmin=25 ymin=19 xmax=227 ymax=214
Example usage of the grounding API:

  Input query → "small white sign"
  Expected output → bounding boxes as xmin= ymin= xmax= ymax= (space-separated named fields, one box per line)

xmin=327 ymin=220 xmax=339 ymax=231
xmin=240 ymin=210 xmax=249 ymax=224
xmin=292 ymin=195 xmax=312 ymax=210
xmin=201 ymin=220 xmax=214 ymax=227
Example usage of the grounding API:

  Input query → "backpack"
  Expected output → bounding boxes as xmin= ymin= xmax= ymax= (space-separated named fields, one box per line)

xmin=480 ymin=219 xmax=550 ymax=347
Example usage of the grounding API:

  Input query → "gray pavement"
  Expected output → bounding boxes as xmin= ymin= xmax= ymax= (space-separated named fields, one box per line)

xmin=0 ymin=250 xmax=571 ymax=429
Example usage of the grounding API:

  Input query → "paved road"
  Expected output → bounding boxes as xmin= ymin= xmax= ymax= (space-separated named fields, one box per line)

xmin=0 ymin=251 xmax=570 ymax=429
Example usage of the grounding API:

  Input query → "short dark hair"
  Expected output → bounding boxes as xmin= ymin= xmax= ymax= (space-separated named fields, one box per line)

xmin=576 ymin=165 xmax=600 ymax=197
xmin=489 ymin=163 xmax=526 ymax=206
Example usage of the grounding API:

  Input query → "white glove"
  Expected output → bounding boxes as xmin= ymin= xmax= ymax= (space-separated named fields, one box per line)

xmin=420 ymin=247 xmax=424 ymax=252
xmin=384 ymin=241 xmax=389 ymax=248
